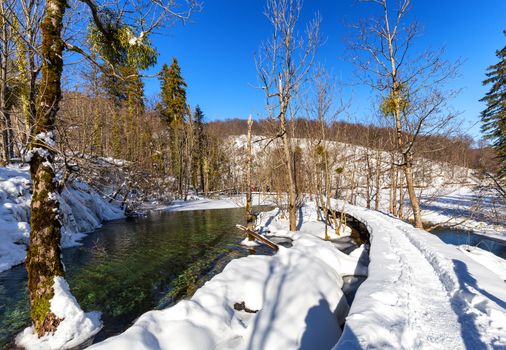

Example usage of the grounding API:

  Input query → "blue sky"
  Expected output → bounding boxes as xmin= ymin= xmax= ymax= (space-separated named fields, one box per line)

xmin=143 ymin=0 xmax=506 ymax=140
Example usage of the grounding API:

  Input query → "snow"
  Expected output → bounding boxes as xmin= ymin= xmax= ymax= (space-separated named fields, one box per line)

xmin=0 ymin=165 xmax=124 ymax=273
xmin=4 ymin=153 xmax=505 ymax=349
xmin=15 ymin=276 xmax=102 ymax=350
xmin=160 ymin=193 xmax=275 ymax=212
xmin=457 ymin=245 xmax=506 ymax=281
xmin=163 ymin=197 xmax=242 ymax=211
xmin=420 ymin=185 xmax=506 ymax=241
xmin=89 ymin=203 xmax=366 ymax=350
xmin=35 ymin=131 xmax=56 ymax=147
xmin=334 ymin=200 xmax=506 ymax=349
xmin=90 ymin=197 xmax=506 ymax=349
xmin=240 ymin=237 xmax=260 ymax=247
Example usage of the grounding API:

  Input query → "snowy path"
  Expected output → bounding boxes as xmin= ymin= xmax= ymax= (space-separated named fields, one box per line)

xmin=336 ymin=203 xmax=506 ymax=349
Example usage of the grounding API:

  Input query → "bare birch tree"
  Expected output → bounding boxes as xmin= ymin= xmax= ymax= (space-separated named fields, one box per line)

xmin=256 ymin=0 xmax=321 ymax=231
xmin=350 ymin=0 xmax=460 ymax=228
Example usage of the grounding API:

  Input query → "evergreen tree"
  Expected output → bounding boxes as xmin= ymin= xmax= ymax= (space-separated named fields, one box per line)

xmin=481 ymin=31 xmax=506 ymax=179
xmin=158 ymin=57 xmax=188 ymax=197
xmin=193 ymin=105 xmax=206 ymax=192
xmin=159 ymin=58 xmax=187 ymax=126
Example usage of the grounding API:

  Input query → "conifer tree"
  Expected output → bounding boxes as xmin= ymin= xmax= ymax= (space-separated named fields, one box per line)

xmin=193 ymin=105 xmax=206 ymax=192
xmin=481 ymin=31 xmax=506 ymax=179
xmin=159 ymin=59 xmax=187 ymax=125
xmin=158 ymin=58 xmax=188 ymax=197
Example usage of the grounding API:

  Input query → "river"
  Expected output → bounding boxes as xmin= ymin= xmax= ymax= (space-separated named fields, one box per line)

xmin=0 ymin=207 xmax=273 ymax=348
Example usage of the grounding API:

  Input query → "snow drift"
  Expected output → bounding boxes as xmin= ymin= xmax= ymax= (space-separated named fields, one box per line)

xmin=15 ymin=277 xmax=102 ymax=350
xmin=0 ymin=165 xmax=124 ymax=273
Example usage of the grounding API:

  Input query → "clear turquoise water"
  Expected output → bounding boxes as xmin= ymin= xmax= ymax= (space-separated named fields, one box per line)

xmin=0 ymin=208 xmax=272 ymax=348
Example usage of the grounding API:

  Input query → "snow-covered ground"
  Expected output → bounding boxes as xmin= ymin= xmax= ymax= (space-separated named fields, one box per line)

xmin=420 ymin=184 xmax=506 ymax=240
xmin=335 ymin=200 xmax=506 ymax=349
xmin=160 ymin=193 xmax=275 ymax=212
xmin=88 ymin=203 xmax=367 ymax=350
xmin=3 ymin=159 xmax=504 ymax=349
xmin=0 ymin=165 xmax=124 ymax=273
xmin=88 ymin=200 xmax=505 ymax=350
xmin=230 ymin=134 xmax=506 ymax=240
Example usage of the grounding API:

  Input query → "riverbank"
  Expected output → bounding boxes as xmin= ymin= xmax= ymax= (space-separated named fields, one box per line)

xmin=0 ymin=165 xmax=124 ymax=273
xmin=88 ymin=202 xmax=368 ymax=350
xmin=84 ymin=199 xmax=506 ymax=349
xmin=2 ymin=166 xmax=505 ymax=349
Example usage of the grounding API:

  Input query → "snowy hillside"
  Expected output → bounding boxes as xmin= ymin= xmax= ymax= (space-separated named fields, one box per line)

xmin=228 ymin=135 xmax=506 ymax=239
xmin=0 ymin=165 xmax=124 ymax=273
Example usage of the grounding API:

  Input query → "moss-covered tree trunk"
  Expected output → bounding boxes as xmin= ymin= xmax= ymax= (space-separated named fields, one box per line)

xmin=26 ymin=0 xmax=66 ymax=337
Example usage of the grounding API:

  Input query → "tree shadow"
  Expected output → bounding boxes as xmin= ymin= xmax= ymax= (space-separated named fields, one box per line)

xmin=246 ymin=253 xmax=345 ymax=350
xmin=296 ymin=206 xmax=304 ymax=230
xmin=259 ymin=208 xmax=280 ymax=234
xmin=452 ymin=259 xmax=505 ymax=309
xmin=333 ymin=325 xmax=363 ymax=349
xmin=247 ymin=256 xmax=290 ymax=350
xmin=300 ymin=297 xmax=341 ymax=350
xmin=451 ymin=259 xmax=503 ymax=349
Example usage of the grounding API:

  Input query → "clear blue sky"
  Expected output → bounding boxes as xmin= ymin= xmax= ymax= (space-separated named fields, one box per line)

xmin=143 ymin=0 xmax=506 ymax=140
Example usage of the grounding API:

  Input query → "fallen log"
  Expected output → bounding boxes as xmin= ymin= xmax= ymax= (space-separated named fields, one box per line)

xmin=236 ymin=224 xmax=279 ymax=252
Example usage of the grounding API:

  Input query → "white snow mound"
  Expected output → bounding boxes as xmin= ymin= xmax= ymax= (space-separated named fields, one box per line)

xmin=15 ymin=276 xmax=102 ymax=350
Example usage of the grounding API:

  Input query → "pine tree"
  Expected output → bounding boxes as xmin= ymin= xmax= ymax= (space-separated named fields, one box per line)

xmin=158 ymin=58 xmax=188 ymax=197
xmin=193 ymin=105 xmax=206 ymax=193
xmin=480 ymin=31 xmax=506 ymax=179
xmin=159 ymin=58 xmax=187 ymax=126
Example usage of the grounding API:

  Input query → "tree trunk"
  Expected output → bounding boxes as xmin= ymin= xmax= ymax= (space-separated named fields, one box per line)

xmin=398 ymin=170 xmax=404 ymax=219
xmin=0 ymin=7 xmax=13 ymax=162
xmin=386 ymin=16 xmax=424 ymax=229
xmin=26 ymin=0 xmax=67 ymax=337
xmin=365 ymin=153 xmax=372 ymax=209
xmin=245 ymin=115 xmax=255 ymax=240
xmin=280 ymin=111 xmax=297 ymax=231
xmin=374 ymin=150 xmax=381 ymax=210
xmin=403 ymin=156 xmax=423 ymax=228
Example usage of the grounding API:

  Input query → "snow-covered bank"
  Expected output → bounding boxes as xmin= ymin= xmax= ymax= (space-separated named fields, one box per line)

xmin=335 ymin=201 xmax=506 ymax=349
xmin=420 ymin=184 xmax=506 ymax=241
xmin=89 ymin=204 xmax=366 ymax=350
xmin=457 ymin=245 xmax=506 ymax=281
xmin=0 ymin=165 xmax=124 ymax=273
xmin=160 ymin=193 xmax=275 ymax=212
xmin=16 ymin=277 xmax=102 ymax=350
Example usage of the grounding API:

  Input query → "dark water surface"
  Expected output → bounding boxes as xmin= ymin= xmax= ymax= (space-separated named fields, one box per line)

xmin=0 ymin=208 xmax=273 ymax=348
xmin=433 ymin=228 xmax=506 ymax=259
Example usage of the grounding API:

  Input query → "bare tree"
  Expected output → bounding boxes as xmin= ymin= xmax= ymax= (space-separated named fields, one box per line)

xmin=256 ymin=0 xmax=321 ymax=231
xmin=245 ymin=114 xmax=255 ymax=240
xmin=350 ymin=0 xmax=460 ymax=228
